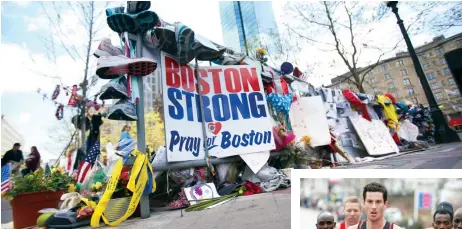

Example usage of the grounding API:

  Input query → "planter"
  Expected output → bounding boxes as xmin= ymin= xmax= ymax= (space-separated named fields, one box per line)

xmin=10 ymin=190 xmax=63 ymax=229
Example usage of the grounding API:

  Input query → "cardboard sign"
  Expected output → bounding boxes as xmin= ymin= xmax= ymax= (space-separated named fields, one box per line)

xmin=161 ymin=52 xmax=275 ymax=162
xmin=349 ymin=116 xmax=399 ymax=155
xmin=290 ymin=96 xmax=331 ymax=147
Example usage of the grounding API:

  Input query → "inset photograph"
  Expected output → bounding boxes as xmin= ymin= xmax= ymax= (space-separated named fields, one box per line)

xmin=299 ymin=178 xmax=462 ymax=229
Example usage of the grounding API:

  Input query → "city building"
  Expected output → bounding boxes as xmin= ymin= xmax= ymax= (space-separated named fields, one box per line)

xmin=219 ymin=1 xmax=281 ymax=55
xmin=143 ymin=68 xmax=162 ymax=112
xmin=328 ymin=33 xmax=462 ymax=118
xmin=1 ymin=115 xmax=26 ymax=155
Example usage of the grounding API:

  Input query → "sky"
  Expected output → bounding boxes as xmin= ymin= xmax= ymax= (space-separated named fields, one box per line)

xmin=0 ymin=1 xmax=461 ymax=162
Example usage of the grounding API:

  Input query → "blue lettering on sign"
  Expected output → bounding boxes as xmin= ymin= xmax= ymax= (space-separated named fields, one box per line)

xmin=167 ymin=88 xmax=267 ymax=122
xmin=220 ymin=130 xmax=272 ymax=149
xmin=169 ymin=130 xmax=201 ymax=157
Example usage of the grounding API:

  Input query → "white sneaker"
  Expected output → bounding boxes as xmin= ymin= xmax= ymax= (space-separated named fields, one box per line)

xmin=96 ymin=55 xmax=157 ymax=79
xmin=93 ymin=38 xmax=124 ymax=58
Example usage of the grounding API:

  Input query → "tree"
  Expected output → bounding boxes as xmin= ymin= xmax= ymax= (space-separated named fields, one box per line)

xmin=404 ymin=1 xmax=462 ymax=33
xmin=31 ymin=1 xmax=109 ymax=154
xmin=244 ymin=29 xmax=317 ymax=78
xmin=284 ymin=1 xmax=404 ymax=93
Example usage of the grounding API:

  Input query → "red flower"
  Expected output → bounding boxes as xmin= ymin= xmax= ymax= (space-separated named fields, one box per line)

xmin=120 ymin=171 xmax=129 ymax=181
xmin=121 ymin=179 xmax=128 ymax=185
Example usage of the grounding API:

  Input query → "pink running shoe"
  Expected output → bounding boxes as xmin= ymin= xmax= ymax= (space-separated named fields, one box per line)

xmin=93 ymin=38 xmax=124 ymax=58
xmin=96 ymin=55 xmax=157 ymax=79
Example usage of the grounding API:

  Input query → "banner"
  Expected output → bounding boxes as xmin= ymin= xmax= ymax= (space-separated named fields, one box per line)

xmin=161 ymin=52 xmax=275 ymax=162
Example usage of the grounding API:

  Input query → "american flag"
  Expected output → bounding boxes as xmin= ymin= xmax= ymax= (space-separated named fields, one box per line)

xmin=293 ymin=67 xmax=308 ymax=82
xmin=1 ymin=163 xmax=13 ymax=193
xmin=76 ymin=141 xmax=100 ymax=183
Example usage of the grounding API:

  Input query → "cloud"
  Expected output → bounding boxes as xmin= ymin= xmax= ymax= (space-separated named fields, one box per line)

xmin=27 ymin=23 xmax=38 ymax=32
xmin=0 ymin=43 xmax=87 ymax=94
xmin=14 ymin=1 xmax=30 ymax=7
xmin=19 ymin=112 xmax=32 ymax=123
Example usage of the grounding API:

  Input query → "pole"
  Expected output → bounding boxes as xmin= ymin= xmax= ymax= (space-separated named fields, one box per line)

xmin=134 ymin=32 xmax=150 ymax=219
xmin=387 ymin=1 xmax=459 ymax=144
xmin=194 ymin=58 xmax=211 ymax=180
xmin=237 ymin=1 xmax=249 ymax=56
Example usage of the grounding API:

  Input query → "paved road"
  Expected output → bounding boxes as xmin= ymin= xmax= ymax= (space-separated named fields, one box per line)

xmin=338 ymin=142 xmax=462 ymax=169
xmin=1 ymin=188 xmax=291 ymax=229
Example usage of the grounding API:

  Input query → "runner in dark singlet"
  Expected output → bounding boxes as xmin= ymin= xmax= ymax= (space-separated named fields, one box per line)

xmin=347 ymin=182 xmax=403 ymax=229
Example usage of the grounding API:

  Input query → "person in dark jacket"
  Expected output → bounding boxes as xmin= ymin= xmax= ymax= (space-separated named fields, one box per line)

xmin=22 ymin=146 xmax=41 ymax=176
xmin=1 ymin=143 xmax=24 ymax=176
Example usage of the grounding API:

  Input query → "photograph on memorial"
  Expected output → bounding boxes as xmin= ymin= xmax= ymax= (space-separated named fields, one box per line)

xmin=298 ymin=178 xmax=462 ymax=229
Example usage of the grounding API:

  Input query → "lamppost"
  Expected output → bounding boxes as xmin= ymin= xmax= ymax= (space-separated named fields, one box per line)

xmin=386 ymin=1 xmax=460 ymax=144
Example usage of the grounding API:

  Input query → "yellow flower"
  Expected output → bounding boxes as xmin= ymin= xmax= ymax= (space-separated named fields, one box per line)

xmin=256 ymin=48 xmax=267 ymax=55
xmin=68 ymin=184 xmax=76 ymax=193
xmin=95 ymin=182 xmax=102 ymax=190
xmin=51 ymin=168 xmax=57 ymax=173
xmin=301 ymin=136 xmax=311 ymax=143
xmin=34 ymin=169 xmax=40 ymax=176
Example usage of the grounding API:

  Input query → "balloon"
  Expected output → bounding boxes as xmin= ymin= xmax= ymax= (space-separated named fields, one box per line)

xmin=280 ymin=62 xmax=294 ymax=75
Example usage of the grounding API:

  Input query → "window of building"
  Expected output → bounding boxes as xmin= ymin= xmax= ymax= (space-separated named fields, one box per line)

xmin=435 ymin=47 xmax=445 ymax=55
xmin=388 ymin=82 xmax=395 ymax=89
xmin=396 ymin=60 xmax=404 ymax=66
xmin=422 ymin=63 xmax=430 ymax=70
xmin=449 ymin=78 xmax=456 ymax=85
xmin=384 ymin=73 xmax=392 ymax=79
xmin=426 ymin=72 xmax=435 ymax=80
xmin=381 ymin=64 xmax=388 ymax=71
xmin=371 ymin=77 xmax=376 ymax=84
xmin=440 ymin=58 xmax=446 ymax=65
xmin=408 ymin=88 xmax=415 ymax=95
xmin=374 ymin=88 xmax=380 ymax=93
xmin=412 ymin=98 xmax=418 ymax=104
xmin=435 ymin=92 xmax=444 ymax=100
xmin=403 ymin=79 xmax=411 ymax=85
xmin=400 ymin=69 xmax=408 ymax=76
xmin=430 ymin=82 xmax=440 ymax=90
xmin=457 ymin=40 xmax=462 ymax=48
xmin=392 ymin=92 xmax=399 ymax=98
xmin=444 ymin=67 xmax=451 ymax=75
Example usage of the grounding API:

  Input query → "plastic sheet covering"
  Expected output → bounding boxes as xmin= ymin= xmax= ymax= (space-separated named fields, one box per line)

xmin=255 ymin=164 xmax=291 ymax=192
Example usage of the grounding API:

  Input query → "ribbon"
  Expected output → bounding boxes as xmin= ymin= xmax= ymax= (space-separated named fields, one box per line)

xmin=205 ymin=156 xmax=215 ymax=176
xmin=91 ymin=150 xmax=155 ymax=227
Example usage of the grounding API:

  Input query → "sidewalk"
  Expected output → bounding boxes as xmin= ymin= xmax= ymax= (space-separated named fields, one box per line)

xmin=2 ymin=188 xmax=290 ymax=229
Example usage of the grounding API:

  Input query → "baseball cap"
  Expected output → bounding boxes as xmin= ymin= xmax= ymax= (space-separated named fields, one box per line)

xmin=437 ymin=201 xmax=454 ymax=215
xmin=13 ymin=143 xmax=21 ymax=147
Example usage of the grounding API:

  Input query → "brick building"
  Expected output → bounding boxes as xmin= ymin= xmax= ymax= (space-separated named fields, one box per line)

xmin=328 ymin=33 xmax=462 ymax=118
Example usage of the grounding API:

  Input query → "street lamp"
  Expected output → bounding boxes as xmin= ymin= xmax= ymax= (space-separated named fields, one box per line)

xmin=386 ymin=1 xmax=460 ymax=144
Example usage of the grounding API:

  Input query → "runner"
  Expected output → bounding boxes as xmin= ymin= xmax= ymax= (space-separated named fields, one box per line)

xmin=317 ymin=211 xmax=336 ymax=229
xmin=337 ymin=196 xmax=363 ymax=229
xmin=348 ymin=182 xmax=403 ymax=229
xmin=432 ymin=208 xmax=453 ymax=229
xmin=454 ymin=208 xmax=462 ymax=229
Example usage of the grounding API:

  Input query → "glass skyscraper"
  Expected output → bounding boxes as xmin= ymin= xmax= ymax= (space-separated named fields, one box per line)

xmin=219 ymin=1 xmax=281 ymax=55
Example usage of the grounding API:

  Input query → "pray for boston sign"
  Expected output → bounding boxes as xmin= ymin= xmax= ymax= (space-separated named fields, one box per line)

xmin=161 ymin=52 xmax=275 ymax=162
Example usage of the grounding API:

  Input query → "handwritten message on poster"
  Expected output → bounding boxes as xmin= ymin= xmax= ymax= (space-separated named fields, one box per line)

xmin=161 ymin=52 xmax=275 ymax=162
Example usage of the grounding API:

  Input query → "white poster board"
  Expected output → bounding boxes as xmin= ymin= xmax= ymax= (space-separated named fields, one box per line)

xmin=161 ymin=52 xmax=275 ymax=162
xmin=349 ymin=116 xmax=400 ymax=155
xmin=289 ymin=96 xmax=331 ymax=147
